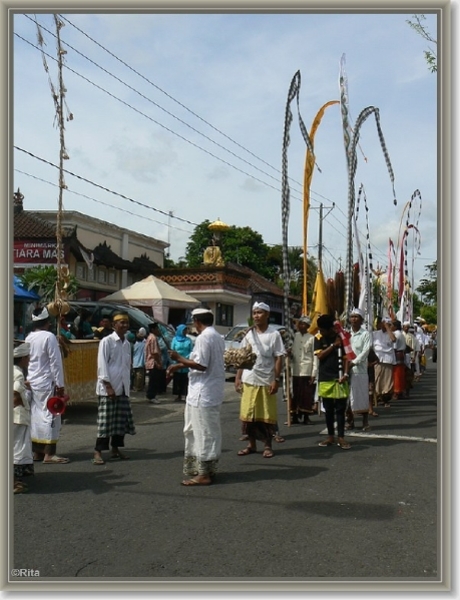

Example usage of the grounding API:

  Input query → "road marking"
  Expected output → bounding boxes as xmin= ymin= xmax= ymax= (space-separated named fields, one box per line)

xmin=319 ymin=427 xmax=437 ymax=443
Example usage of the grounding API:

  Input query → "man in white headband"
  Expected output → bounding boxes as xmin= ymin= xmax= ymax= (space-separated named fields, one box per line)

xmin=252 ymin=301 xmax=270 ymax=313
xmin=167 ymin=305 xmax=225 ymax=486
xmin=25 ymin=307 xmax=69 ymax=464
xmin=346 ymin=308 xmax=372 ymax=432
xmin=13 ymin=342 xmax=33 ymax=493
xmin=372 ymin=316 xmax=396 ymax=408
xmin=290 ymin=315 xmax=316 ymax=424
xmin=236 ymin=301 xmax=285 ymax=459
xmin=31 ymin=306 xmax=49 ymax=322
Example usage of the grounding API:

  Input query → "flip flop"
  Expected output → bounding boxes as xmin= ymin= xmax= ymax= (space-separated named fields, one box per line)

xmin=273 ymin=435 xmax=285 ymax=443
xmin=91 ymin=457 xmax=105 ymax=465
xmin=262 ymin=448 xmax=274 ymax=458
xmin=42 ymin=456 xmax=70 ymax=464
xmin=237 ymin=447 xmax=257 ymax=456
xmin=181 ymin=478 xmax=212 ymax=486
xmin=318 ymin=439 xmax=334 ymax=447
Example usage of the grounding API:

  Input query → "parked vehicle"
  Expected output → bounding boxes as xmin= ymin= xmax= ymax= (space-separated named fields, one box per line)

xmin=65 ymin=301 xmax=174 ymax=345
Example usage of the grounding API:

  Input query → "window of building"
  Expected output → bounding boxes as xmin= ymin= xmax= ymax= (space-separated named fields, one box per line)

xmin=87 ymin=266 xmax=95 ymax=282
xmin=98 ymin=268 xmax=107 ymax=284
xmin=76 ymin=263 xmax=86 ymax=280
xmin=216 ymin=303 xmax=233 ymax=327
xmin=108 ymin=270 xmax=117 ymax=285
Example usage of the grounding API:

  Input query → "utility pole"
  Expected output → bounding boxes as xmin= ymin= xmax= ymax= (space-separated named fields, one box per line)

xmin=311 ymin=202 xmax=335 ymax=270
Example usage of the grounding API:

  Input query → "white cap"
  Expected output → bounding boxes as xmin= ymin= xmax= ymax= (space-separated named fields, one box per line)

xmin=252 ymin=301 xmax=270 ymax=312
xmin=298 ymin=315 xmax=311 ymax=325
xmin=14 ymin=342 xmax=30 ymax=358
xmin=32 ymin=307 xmax=49 ymax=321
xmin=350 ymin=308 xmax=364 ymax=318
xmin=138 ymin=327 xmax=147 ymax=337
xmin=381 ymin=316 xmax=392 ymax=324
xmin=191 ymin=308 xmax=213 ymax=317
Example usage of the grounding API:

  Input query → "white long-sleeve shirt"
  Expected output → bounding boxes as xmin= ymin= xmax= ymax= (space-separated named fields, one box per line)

xmin=291 ymin=331 xmax=316 ymax=377
xmin=25 ymin=329 xmax=64 ymax=390
xmin=96 ymin=331 xmax=132 ymax=397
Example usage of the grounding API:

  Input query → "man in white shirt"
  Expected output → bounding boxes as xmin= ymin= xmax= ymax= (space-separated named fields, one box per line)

xmin=290 ymin=315 xmax=316 ymax=424
xmin=93 ymin=312 xmax=136 ymax=465
xmin=26 ymin=307 xmax=69 ymax=464
xmin=167 ymin=307 xmax=225 ymax=486
xmin=372 ymin=316 xmax=396 ymax=408
xmin=235 ymin=302 xmax=285 ymax=458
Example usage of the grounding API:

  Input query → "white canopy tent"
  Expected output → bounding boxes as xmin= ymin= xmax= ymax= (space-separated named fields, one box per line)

xmin=102 ymin=275 xmax=200 ymax=323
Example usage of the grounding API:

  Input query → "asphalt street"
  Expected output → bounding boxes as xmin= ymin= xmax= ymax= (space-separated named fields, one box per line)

xmin=12 ymin=353 xmax=439 ymax=584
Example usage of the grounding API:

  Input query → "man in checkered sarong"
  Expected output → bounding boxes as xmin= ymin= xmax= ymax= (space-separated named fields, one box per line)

xmin=92 ymin=312 xmax=136 ymax=465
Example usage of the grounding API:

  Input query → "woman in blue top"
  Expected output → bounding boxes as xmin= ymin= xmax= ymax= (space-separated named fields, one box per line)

xmin=170 ymin=325 xmax=193 ymax=402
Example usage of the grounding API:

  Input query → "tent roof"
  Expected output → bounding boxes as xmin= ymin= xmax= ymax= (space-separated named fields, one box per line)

xmin=102 ymin=275 xmax=199 ymax=308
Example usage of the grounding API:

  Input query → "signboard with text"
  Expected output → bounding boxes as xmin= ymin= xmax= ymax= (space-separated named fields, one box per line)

xmin=13 ymin=240 xmax=69 ymax=267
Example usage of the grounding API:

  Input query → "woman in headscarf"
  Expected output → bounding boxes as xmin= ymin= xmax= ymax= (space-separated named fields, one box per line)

xmin=170 ymin=324 xmax=194 ymax=402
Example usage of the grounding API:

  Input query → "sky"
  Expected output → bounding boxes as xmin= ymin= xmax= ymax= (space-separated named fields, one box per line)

xmin=12 ymin=9 xmax=438 ymax=290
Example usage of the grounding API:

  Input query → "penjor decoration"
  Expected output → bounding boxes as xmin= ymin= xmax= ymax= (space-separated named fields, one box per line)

xmin=339 ymin=54 xmax=397 ymax=321
xmin=302 ymin=100 xmax=339 ymax=315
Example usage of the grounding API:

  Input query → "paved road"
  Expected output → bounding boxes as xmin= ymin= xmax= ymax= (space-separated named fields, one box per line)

xmin=12 ymin=354 xmax=438 ymax=583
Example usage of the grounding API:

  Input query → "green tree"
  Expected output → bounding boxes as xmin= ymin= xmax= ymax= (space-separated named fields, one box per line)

xmin=184 ymin=221 xmax=275 ymax=280
xmin=266 ymin=245 xmax=317 ymax=299
xmin=416 ymin=261 xmax=437 ymax=324
xmin=407 ymin=14 xmax=437 ymax=73
xmin=20 ymin=266 xmax=78 ymax=304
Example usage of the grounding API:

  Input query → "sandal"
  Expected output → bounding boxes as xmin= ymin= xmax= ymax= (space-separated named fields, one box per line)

xmin=42 ymin=456 xmax=70 ymax=464
xmin=273 ymin=435 xmax=285 ymax=443
xmin=237 ymin=447 xmax=257 ymax=456
xmin=14 ymin=481 xmax=28 ymax=494
xmin=318 ymin=439 xmax=335 ymax=447
xmin=337 ymin=440 xmax=351 ymax=450
xmin=369 ymin=411 xmax=379 ymax=417
xmin=262 ymin=448 xmax=274 ymax=458
xmin=91 ymin=457 xmax=105 ymax=465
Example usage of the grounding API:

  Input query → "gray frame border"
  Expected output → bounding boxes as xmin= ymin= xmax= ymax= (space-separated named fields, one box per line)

xmin=3 ymin=0 xmax=450 ymax=593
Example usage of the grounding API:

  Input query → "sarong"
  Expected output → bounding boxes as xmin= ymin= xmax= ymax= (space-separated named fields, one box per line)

xmin=374 ymin=363 xmax=394 ymax=397
xmin=183 ymin=403 xmax=221 ymax=476
xmin=97 ymin=395 xmax=136 ymax=439
xmin=292 ymin=376 xmax=315 ymax=414
xmin=349 ymin=373 xmax=369 ymax=414
xmin=239 ymin=384 xmax=278 ymax=443
xmin=13 ymin=424 xmax=33 ymax=466
xmin=393 ymin=364 xmax=406 ymax=394
xmin=30 ymin=386 xmax=61 ymax=445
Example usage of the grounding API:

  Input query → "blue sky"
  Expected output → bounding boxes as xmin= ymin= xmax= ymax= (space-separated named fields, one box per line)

xmin=13 ymin=10 xmax=438 ymax=289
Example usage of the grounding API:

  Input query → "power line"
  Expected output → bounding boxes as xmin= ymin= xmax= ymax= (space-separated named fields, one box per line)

xmin=14 ymin=168 xmax=195 ymax=235
xmin=24 ymin=15 xmax=303 ymax=196
xmin=14 ymin=146 xmax=200 ymax=227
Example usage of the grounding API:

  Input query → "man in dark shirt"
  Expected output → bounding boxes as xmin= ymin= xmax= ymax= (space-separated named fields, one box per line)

xmin=314 ymin=314 xmax=351 ymax=450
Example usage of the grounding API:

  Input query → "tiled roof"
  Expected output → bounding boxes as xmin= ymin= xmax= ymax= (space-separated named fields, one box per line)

xmin=14 ymin=210 xmax=75 ymax=239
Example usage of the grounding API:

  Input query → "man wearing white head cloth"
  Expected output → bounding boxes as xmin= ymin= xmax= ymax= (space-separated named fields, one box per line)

xmin=372 ymin=316 xmax=396 ymax=408
xmin=235 ymin=301 xmax=285 ymax=458
xmin=25 ymin=307 xmax=69 ymax=464
xmin=167 ymin=307 xmax=225 ymax=486
xmin=13 ymin=342 xmax=34 ymax=493
xmin=290 ymin=315 xmax=316 ymax=424
xmin=346 ymin=308 xmax=372 ymax=431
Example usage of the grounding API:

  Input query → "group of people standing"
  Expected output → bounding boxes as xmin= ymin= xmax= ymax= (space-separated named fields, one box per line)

xmin=13 ymin=300 xmax=434 ymax=492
